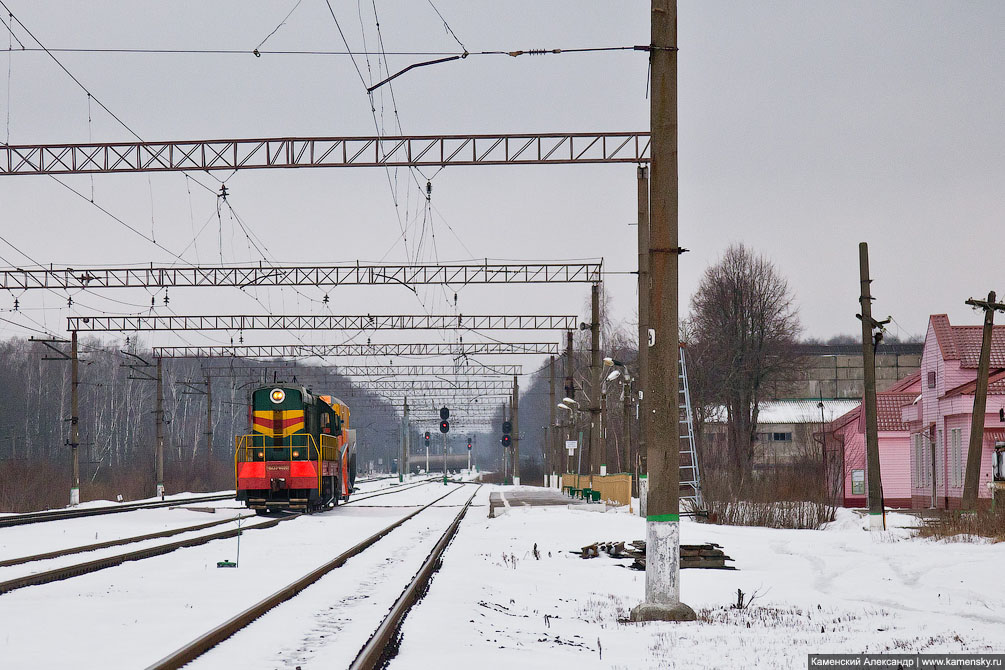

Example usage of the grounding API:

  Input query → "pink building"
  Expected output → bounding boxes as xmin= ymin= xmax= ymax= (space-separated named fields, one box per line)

xmin=826 ymin=373 xmax=919 ymax=508
xmin=827 ymin=314 xmax=1005 ymax=509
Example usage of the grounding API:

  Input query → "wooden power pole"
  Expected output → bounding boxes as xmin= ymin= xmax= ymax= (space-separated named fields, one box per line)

xmin=631 ymin=0 xmax=695 ymax=622
xmin=857 ymin=243 xmax=889 ymax=530
xmin=962 ymin=291 xmax=1005 ymax=510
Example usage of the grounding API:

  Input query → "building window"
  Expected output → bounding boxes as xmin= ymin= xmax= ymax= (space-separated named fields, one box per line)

xmin=950 ymin=428 xmax=963 ymax=488
xmin=772 ymin=432 xmax=793 ymax=442
xmin=851 ymin=469 xmax=865 ymax=496
xmin=937 ymin=429 xmax=944 ymax=486
xmin=928 ymin=371 xmax=936 ymax=388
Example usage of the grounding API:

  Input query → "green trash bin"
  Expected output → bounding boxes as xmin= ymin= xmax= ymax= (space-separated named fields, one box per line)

xmin=590 ymin=490 xmax=601 ymax=503
xmin=581 ymin=487 xmax=592 ymax=501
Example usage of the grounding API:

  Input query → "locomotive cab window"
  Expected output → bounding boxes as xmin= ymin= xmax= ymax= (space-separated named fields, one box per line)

xmin=321 ymin=412 xmax=331 ymax=434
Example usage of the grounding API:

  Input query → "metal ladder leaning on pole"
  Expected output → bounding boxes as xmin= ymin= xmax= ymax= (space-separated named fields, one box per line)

xmin=678 ymin=345 xmax=703 ymax=511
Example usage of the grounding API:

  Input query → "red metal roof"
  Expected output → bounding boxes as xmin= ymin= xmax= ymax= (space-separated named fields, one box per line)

xmin=943 ymin=368 xmax=1005 ymax=398
xmin=876 ymin=392 xmax=917 ymax=431
xmin=885 ymin=370 xmax=921 ymax=393
xmin=931 ymin=314 xmax=958 ymax=359
xmin=825 ymin=391 xmax=916 ymax=434
xmin=930 ymin=314 xmax=1005 ymax=368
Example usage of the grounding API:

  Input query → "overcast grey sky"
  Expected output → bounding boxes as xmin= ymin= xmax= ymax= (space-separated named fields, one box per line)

xmin=0 ymin=1 xmax=1002 ymax=366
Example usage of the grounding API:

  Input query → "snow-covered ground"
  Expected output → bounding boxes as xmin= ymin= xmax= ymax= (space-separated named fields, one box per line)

xmin=3 ymin=482 xmax=1001 ymax=669
xmin=395 ymin=486 xmax=1004 ymax=669
xmin=0 ymin=477 xmax=461 ymax=669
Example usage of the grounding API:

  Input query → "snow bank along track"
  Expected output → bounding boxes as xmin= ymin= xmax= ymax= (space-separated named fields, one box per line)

xmin=144 ymin=483 xmax=481 ymax=670
xmin=0 ymin=513 xmax=297 ymax=595
xmin=0 ymin=493 xmax=234 ymax=528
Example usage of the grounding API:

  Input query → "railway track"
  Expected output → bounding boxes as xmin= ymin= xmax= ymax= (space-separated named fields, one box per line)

xmin=145 ymin=484 xmax=480 ymax=670
xmin=0 ymin=493 xmax=235 ymax=528
xmin=0 ymin=513 xmax=297 ymax=596
xmin=0 ymin=478 xmax=441 ymax=593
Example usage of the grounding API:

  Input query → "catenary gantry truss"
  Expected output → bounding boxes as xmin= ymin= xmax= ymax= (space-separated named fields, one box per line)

xmin=199 ymin=363 xmax=522 ymax=377
xmin=0 ymin=132 xmax=649 ymax=176
xmin=67 ymin=314 xmax=577 ymax=332
xmin=1 ymin=262 xmax=601 ymax=290
xmin=152 ymin=342 xmax=558 ymax=358
xmin=333 ymin=380 xmax=513 ymax=392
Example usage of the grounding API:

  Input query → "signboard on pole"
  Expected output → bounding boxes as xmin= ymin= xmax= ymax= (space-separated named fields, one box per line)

xmin=565 ymin=439 xmax=577 ymax=455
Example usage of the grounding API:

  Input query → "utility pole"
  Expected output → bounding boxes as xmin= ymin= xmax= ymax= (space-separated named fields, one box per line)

xmin=623 ymin=377 xmax=633 ymax=474
xmin=399 ymin=397 xmax=408 ymax=482
xmin=962 ymin=291 xmax=1005 ymax=510
xmin=513 ymin=375 xmax=520 ymax=486
xmin=565 ymin=330 xmax=574 ymax=480
xmin=70 ymin=331 xmax=80 ymax=507
xmin=637 ymin=164 xmax=650 ymax=490
xmin=631 ymin=0 xmax=695 ymax=622
xmin=205 ymin=372 xmax=213 ymax=464
xmin=549 ymin=355 xmax=556 ymax=488
xmin=442 ymin=429 xmax=447 ymax=484
xmin=155 ymin=357 xmax=165 ymax=499
xmin=589 ymin=282 xmax=601 ymax=488
xmin=502 ymin=399 xmax=508 ymax=483
xmin=857 ymin=243 xmax=888 ymax=530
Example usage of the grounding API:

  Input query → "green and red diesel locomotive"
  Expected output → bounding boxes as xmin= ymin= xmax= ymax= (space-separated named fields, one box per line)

xmin=235 ymin=385 xmax=356 ymax=513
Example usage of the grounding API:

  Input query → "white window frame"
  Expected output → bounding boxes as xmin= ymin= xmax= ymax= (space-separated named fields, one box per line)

xmin=950 ymin=428 xmax=962 ymax=488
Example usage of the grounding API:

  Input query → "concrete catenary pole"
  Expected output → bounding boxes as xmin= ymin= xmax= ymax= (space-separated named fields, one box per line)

xmin=564 ymin=331 xmax=575 ymax=477
xmin=502 ymin=399 xmax=509 ymax=482
xmin=961 ymin=291 xmax=1005 ymax=510
xmin=858 ymin=243 xmax=885 ymax=530
xmin=637 ymin=165 xmax=650 ymax=495
xmin=589 ymin=283 xmax=601 ymax=488
xmin=205 ymin=372 xmax=213 ymax=463
xmin=623 ymin=377 xmax=633 ymax=474
xmin=512 ymin=375 xmax=520 ymax=486
xmin=549 ymin=355 xmax=557 ymax=487
xmin=630 ymin=0 xmax=695 ymax=622
xmin=399 ymin=397 xmax=408 ymax=482
xmin=155 ymin=357 xmax=165 ymax=499
xmin=69 ymin=331 xmax=80 ymax=506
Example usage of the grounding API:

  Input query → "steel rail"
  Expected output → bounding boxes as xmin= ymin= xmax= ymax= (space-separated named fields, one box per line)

xmin=0 ymin=514 xmax=297 ymax=596
xmin=0 ymin=514 xmax=256 ymax=568
xmin=349 ymin=484 xmax=480 ymax=670
xmin=343 ymin=478 xmax=439 ymax=504
xmin=0 ymin=493 xmax=234 ymax=528
xmin=143 ymin=484 xmax=466 ymax=670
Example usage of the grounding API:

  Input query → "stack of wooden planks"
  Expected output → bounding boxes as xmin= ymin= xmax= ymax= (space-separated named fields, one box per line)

xmin=577 ymin=540 xmax=735 ymax=570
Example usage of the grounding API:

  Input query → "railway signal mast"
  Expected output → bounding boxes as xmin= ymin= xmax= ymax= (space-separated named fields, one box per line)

xmin=439 ymin=406 xmax=450 ymax=485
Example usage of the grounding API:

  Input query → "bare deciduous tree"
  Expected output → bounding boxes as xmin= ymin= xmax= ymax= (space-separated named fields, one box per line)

xmin=688 ymin=243 xmax=802 ymax=484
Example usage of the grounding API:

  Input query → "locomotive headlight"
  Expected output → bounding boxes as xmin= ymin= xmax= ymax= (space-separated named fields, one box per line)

xmin=257 ymin=451 xmax=264 ymax=459
xmin=292 ymin=450 xmax=300 ymax=458
xmin=270 ymin=388 xmax=286 ymax=404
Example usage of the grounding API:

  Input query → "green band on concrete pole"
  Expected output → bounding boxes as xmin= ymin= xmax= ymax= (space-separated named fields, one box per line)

xmin=646 ymin=513 xmax=679 ymax=522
